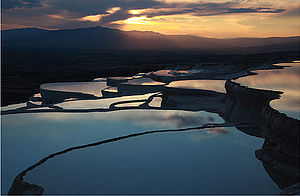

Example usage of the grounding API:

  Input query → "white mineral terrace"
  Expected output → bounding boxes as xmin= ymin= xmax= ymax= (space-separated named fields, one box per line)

xmin=40 ymin=81 xmax=107 ymax=97
xmin=2 ymin=62 xmax=299 ymax=196
xmin=123 ymin=77 xmax=165 ymax=85
xmin=166 ymin=80 xmax=226 ymax=93
xmin=234 ymin=61 xmax=300 ymax=120
xmin=2 ymin=62 xmax=299 ymax=121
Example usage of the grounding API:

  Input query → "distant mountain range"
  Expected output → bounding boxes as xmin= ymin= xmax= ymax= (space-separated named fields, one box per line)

xmin=2 ymin=26 xmax=299 ymax=51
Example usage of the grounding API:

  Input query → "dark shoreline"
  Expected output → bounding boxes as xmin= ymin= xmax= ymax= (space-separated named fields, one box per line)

xmin=1 ymin=50 xmax=299 ymax=107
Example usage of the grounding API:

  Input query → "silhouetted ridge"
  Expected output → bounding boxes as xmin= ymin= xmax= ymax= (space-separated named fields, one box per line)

xmin=1 ymin=28 xmax=48 ymax=41
xmin=2 ymin=26 xmax=299 ymax=51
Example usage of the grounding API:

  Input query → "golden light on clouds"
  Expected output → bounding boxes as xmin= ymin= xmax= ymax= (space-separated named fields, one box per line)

xmin=117 ymin=16 xmax=151 ymax=25
xmin=129 ymin=9 xmax=147 ymax=15
xmin=48 ymin=15 xmax=65 ymax=19
xmin=80 ymin=14 xmax=103 ymax=22
xmin=113 ymin=6 xmax=300 ymax=38
xmin=80 ymin=7 xmax=121 ymax=22
xmin=113 ymin=14 xmax=252 ymax=38
xmin=156 ymin=0 xmax=299 ymax=9
xmin=2 ymin=0 xmax=299 ymax=38
xmin=107 ymin=7 xmax=121 ymax=14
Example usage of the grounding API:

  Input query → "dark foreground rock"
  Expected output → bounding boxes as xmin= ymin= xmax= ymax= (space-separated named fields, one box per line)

xmin=280 ymin=183 xmax=300 ymax=195
xmin=8 ymin=176 xmax=44 ymax=195
xmin=224 ymin=80 xmax=300 ymax=192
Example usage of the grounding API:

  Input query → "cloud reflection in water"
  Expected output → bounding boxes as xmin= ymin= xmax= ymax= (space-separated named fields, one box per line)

xmin=235 ymin=62 xmax=300 ymax=119
xmin=188 ymin=127 xmax=229 ymax=143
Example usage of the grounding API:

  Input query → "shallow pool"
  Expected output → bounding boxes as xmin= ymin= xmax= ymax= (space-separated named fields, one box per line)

xmin=234 ymin=62 xmax=300 ymax=120
xmin=1 ymin=109 xmax=280 ymax=194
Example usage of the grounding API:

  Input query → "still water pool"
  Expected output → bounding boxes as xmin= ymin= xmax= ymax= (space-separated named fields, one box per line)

xmin=2 ymin=109 xmax=279 ymax=194
xmin=235 ymin=62 xmax=300 ymax=120
xmin=2 ymin=62 xmax=299 ymax=194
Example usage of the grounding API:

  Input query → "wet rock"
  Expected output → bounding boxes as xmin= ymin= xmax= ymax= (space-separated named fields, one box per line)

xmin=40 ymin=88 xmax=97 ymax=104
xmin=262 ymin=104 xmax=300 ymax=159
xmin=8 ymin=176 xmax=44 ymax=195
xmin=106 ymin=77 xmax=130 ymax=87
xmin=223 ymin=80 xmax=281 ymax=134
xmin=255 ymin=116 xmax=299 ymax=191
xmin=255 ymin=144 xmax=299 ymax=190
xmin=225 ymin=79 xmax=299 ymax=191
xmin=280 ymin=183 xmax=300 ymax=195
xmin=116 ymin=78 xmax=165 ymax=96
xmin=160 ymin=84 xmax=226 ymax=113
xmin=225 ymin=80 xmax=282 ymax=101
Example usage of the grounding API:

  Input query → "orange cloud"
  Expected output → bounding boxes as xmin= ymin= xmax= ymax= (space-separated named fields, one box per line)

xmin=115 ymin=16 xmax=150 ymax=25
xmin=48 ymin=14 xmax=65 ymax=19
xmin=80 ymin=14 xmax=104 ymax=22
xmin=79 ymin=7 xmax=121 ymax=22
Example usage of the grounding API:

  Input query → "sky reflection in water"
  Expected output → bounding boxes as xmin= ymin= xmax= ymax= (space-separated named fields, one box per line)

xmin=167 ymin=80 xmax=226 ymax=93
xmin=2 ymin=63 xmax=298 ymax=194
xmin=235 ymin=62 xmax=300 ymax=119
xmin=41 ymin=81 xmax=107 ymax=97
xmin=21 ymin=125 xmax=278 ymax=195
xmin=1 ymin=109 xmax=279 ymax=194
xmin=56 ymin=93 xmax=155 ymax=109
xmin=2 ymin=110 xmax=224 ymax=193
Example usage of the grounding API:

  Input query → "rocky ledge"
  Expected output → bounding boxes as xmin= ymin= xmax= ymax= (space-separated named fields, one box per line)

xmin=225 ymin=80 xmax=299 ymax=194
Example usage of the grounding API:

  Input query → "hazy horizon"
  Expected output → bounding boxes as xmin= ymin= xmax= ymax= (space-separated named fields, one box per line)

xmin=3 ymin=25 xmax=300 ymax=40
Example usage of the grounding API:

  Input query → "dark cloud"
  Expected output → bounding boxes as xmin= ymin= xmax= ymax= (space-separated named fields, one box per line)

xmin=145 ymin=9 xmax=193 ymax=18
xmin=226 ymin=8 xmax=258 ymax=13
xmin=256 ymin=7 xmax=272 ymax=10
xmin=122 ymin=1 xmax=286 ymax=19
xmin=43 ymin=0 xmax=162 ymax=16
xmin=1 ymin=0 xmax=289 ymax=30
xmin=193 ymin=7 xmax=285 ymax=16
xmin=100 ymin=9 xmax=132 ymax=24
xmin=2 ymin=0 xmax=43 ymax=9
xmin=2 ymin=0 xmax=23 ymax=9
xmin=2 ymin=0 xmax=164 ymax=28
xmin=225 ymin=7 xmax=285 ymax=14
xmin=263 ymin=9 xmax=286 ymax=13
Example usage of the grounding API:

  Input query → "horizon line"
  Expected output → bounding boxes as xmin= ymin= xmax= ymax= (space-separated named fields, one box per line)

xmin=2 ymin=25 xmax=300 ymax=40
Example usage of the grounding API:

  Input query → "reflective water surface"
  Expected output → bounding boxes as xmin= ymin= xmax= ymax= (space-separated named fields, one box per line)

xmin=235 ymin=62 xmax=300 ymax=119
xmin=56 ymin=94 xmax=155 ymax=109
xmin=167 ymin=80 xmax=226 ymax=93
xmin=1 ymin=62 xmax=299 ymax=195
xmin=1 ymin=110 xmax=279 ymax=194
xmin=41 ymin=81 xmax=108 ymax=97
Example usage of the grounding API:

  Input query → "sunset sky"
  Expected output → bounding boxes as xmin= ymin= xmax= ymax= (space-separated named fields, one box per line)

xmin=2 ymin=0 xmax=300 ymax=38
